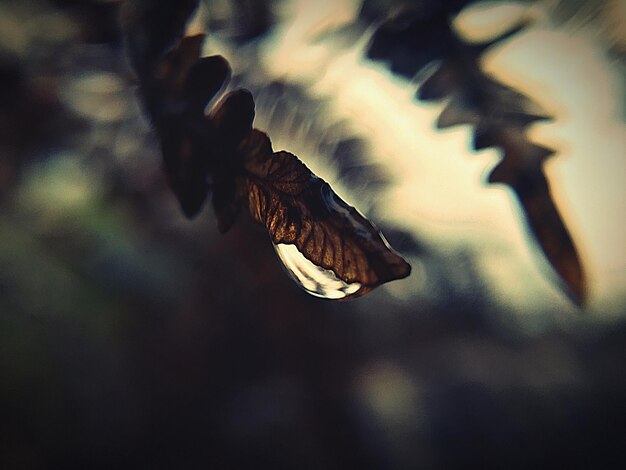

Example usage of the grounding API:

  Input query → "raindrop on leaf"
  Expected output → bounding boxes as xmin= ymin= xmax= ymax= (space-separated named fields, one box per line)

xmin=274 ymin=243 xmax=362 ymax=300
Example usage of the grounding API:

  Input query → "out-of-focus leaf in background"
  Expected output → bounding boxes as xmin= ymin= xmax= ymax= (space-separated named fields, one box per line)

xmin=365 ymin=1 xmax=586 ymax=303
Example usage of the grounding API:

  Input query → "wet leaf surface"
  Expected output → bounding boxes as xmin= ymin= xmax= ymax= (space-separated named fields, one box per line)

xmin=242 ymin=130 xmax=411 ymax=297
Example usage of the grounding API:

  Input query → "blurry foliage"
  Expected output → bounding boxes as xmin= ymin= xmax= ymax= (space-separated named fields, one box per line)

xmin=364 ymin=0 xmax=586 ymax=303
xmin=125 ymin=3 xmax=411 ymax=298
xmin=547 ymin=0 xmax=626 ymax=58
xmin=202 ymin=0 xmax=274 ymax=43
xmin=0 ymin=1 xmax=625 ymax=469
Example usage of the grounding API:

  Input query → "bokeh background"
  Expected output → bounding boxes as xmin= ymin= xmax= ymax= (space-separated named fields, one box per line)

xmin=1 ymin=0 xmax=625 ymax=468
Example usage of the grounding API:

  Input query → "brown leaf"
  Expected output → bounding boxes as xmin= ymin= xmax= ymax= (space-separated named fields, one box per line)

xmin=516 ymin=173 xmax=586 ymax=305
xmin=240 ymin=130 xmax=411 ymax=297
xmin=157 ymin=34 xmax=205 ymax=91
xmin=488 ymin=128 xmax=586 ymax=304
xmin=125 ymin=20 xmax=412 ymax=298
xmin=210 ymin=89 xmax=256 ymax=150
xmin=208 ymin=89 xmax=256 ymax=232
xmin=146 ymin=35 xmax=232 ymax=219
xmin=184 ymin=55 xmax=231 ymax=113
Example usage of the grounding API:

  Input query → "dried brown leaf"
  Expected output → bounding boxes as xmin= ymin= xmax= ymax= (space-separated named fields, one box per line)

xmin=240 ymin=130 xmax=411 ymax=296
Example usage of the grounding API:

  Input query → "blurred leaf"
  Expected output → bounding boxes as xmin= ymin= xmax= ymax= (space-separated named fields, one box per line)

xmin=122 ymin=0 xmax=199 ymax=80
xmin=365 ymin=4 xmax=586 ymax=304
xmin=141 ymin=34 xmax=231 ymax=217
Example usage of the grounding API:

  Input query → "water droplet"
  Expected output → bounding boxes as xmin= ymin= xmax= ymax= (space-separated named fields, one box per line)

xmin=273 ymin=243 xmax=362 ymax=299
